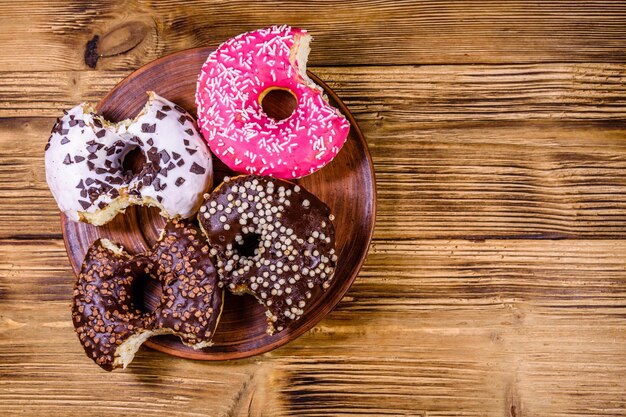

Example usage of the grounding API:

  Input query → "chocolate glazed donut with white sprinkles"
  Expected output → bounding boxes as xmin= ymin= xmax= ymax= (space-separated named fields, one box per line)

xmin=198 ymin=175 xmax=337 ymax=334
xmin=72 ymin=220 xmax=222 ymax=371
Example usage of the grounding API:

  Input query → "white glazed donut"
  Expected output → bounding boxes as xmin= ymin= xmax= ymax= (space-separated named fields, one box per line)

xmin=45 ymin=92 xmax=213 ymax=225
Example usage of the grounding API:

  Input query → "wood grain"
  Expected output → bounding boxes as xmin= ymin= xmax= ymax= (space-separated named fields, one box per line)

xmin=2 ymin=1 xmax=626 ymax=415
xmin=1 ymin=1 xmax=626 ymax=71
xmin=2 ymin=238 xmax=626 ymax=415
xmin=3 ymin=64 xmax=626 ymax=119
xmin=2 ymin=64 xmax=626 ymax=240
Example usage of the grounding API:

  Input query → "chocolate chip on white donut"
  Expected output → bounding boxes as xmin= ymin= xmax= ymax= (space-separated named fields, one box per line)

xmin=72 ymin=220 xmax=222 ymax=371
xmin=198 ymin=175 xmax=337 ymax=334
xmin=45 ymin=92 xmax=213 ymax=226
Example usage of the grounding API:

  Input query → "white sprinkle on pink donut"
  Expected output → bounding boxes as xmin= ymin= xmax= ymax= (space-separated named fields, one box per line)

xmin=195 ymin=25 xmax=350 ymax=179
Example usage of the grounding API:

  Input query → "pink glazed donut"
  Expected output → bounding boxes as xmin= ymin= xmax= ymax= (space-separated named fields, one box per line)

xmin=195 ymin=25 xmax=350 ymax=179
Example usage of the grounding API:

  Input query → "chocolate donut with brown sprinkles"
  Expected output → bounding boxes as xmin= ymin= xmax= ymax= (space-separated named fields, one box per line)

xmin=71 ymin=219 xmax=222 ymax=371
xmin=198 ymin=175 xmax=337 ymax=334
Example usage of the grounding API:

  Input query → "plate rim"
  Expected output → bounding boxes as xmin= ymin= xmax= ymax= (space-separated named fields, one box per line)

xmin=61 ymin=47 xmax=377 ymax=361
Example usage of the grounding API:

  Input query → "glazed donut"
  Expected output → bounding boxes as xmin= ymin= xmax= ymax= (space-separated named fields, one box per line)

xmin=45 ymin=92 xmax=213 ymax=226
xmin=198 ymin=175 xmax=337 ymax=334
xmin=72 ymin=220 xmax=222 ymax=371
xmin=196 ymin=25 xmax=350 ymax=179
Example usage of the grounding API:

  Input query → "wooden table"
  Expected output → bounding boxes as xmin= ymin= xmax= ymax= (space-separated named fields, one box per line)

xmin=1 ymin=2 xmax=626 ymax=416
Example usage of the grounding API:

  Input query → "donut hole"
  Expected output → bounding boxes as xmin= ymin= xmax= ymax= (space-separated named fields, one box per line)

xmin=130 ymin=274 xmax=161 ymax=314
xmin=235 ymin=233 xmax=262 ymax=258
xmin=259 ymin=88 xmax=297 ymax=121
xmin=122 ymin=146 xmax=146 ymax=175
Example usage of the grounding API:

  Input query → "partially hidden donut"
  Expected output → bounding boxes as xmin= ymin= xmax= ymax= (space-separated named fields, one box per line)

xmin=45 ymin=92 xmax=213 ymax=226
xmin=196 ymin=25 xmax=350 ymax=179
xmin=71 ymin=220 xmax=222 ymax=371
xmin=198 ymin=175 xmax=337 ymax=334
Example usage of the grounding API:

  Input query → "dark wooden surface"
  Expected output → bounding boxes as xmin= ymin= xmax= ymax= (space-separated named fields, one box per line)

xmin=2 ymin=1 xmax=626 ymax=416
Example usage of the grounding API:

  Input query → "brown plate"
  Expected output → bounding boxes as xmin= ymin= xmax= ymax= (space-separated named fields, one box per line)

xmin=61 ymin=48 xmax=376 ymax=360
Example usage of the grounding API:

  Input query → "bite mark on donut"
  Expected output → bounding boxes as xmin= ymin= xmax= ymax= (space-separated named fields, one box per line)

xmin=198 ymin=175 xmax=337 ymax=334
xmin=195 ymin=26 xmax=350 ymax=179
xmin=291 ymin=32 xmax=318 ymax=92
xmin=114 ymin=327 xmax=171 ymax=369
xmin=72 ymin=220 xmax=222 ymax=371
xmin=45 ymin=92 xmax=213 ymax=226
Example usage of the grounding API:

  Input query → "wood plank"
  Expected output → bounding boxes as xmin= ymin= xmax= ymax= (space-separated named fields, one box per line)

xmin=0 ymin=304 xmax=269 ymax=416
xmin=6 ymin=120 xmax=626 ymax=240
xmin=4 ymin=238 xmax=626 ymax=306
xmin=2 ymin=239 xmax=626 ymax=416
xmin=1 ymin=1 xmax=626 ymax=71
xmin=373 ymin=120 xmax=626 ymax=240
xmin=4 ymin=66 xmax=626 ymax=240
xmin=3 ymin=64 xmax=626 ymax=119
xmin=0 ymin=70 xmax=123 ymax=118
